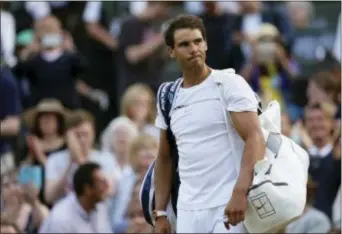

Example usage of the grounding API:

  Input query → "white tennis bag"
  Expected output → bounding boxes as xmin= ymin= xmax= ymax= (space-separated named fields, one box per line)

xmin=244 ymin=101 xmax=309 ymax=233
xmin=218 ymin=69 xmax=310 ymax=233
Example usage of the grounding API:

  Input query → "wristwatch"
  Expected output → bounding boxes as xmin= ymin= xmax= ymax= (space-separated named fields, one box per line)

xmin=153 ymin=210 xmax=168 ymax=220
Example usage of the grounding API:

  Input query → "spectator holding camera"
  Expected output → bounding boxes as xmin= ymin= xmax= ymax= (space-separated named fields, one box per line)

xmin=241 ymin=23 xmax=299 ymax=114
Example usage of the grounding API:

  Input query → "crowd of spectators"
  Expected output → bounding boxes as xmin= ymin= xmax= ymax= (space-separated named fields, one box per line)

xmin=0 ymin=1 xmax=340 ymax=233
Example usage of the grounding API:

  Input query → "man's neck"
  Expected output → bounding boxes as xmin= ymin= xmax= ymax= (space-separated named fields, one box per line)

xmin=78 ymin=196 xmax=95 ymax=214
xmin=313 ymin=138 xmax=331 ymax=149
xmin=182 ymin=65 xmax=211 ymax=88
xmin=116 ymin=152 xmax=128 ymax=168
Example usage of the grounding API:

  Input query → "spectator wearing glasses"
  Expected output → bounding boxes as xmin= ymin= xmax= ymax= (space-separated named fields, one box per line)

xmin=39 ymin=162 xmax=112 ymax=233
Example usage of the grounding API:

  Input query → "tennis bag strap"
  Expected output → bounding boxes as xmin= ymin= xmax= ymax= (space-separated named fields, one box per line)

xmin=159 ymin=78 xmax=183 ymax=216
xmin=141 ymin=79 xmax=182 ymax=226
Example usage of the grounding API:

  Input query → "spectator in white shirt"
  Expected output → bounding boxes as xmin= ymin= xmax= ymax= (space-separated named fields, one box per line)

xmin=100 ymin=116 xmax=139 ymax=232
xmin=44 ymin=110 xmax=116 ymax=206
xmin=0 ymin=6 xmax=17 ymax=67
xmin=39 ymin=162 xmax=112 ymax=233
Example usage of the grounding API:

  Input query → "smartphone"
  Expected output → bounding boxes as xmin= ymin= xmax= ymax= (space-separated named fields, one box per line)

xmin=17 ymin=165 xmax=42 ymax=190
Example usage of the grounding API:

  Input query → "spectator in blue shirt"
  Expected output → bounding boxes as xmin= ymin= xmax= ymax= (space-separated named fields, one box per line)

xmin=0 ymin=58 xmax=21 ymax=175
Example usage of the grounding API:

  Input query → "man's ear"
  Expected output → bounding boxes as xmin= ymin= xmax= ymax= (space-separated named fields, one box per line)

xmin=168 ymin=47 xmax=175 ymax=58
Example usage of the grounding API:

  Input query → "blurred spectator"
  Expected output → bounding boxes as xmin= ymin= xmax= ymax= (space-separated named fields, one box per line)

xmin=230 ymin=1 xmax=293 ymax=72
xmin=332 ymin=185 xmax=341 ymax=231
xmin=240 ymin=24 xmax=298 ymax=115
xmin=333 ymin=13 xmax=340 ymax=62
xmin=43 ymin=110 xmax=115 ymax=205
xmin=14 ymin=15 xmax=109 ymax=110
xmin=125 ymin=180 xmax=153 ymax=233
xmin=0 ymin=3 xmax=17 ymax=67
xmin=100 ymin=117 xmax=139 ymax=232
xmin=200 ymin=1 xmax=237 ymax=70
xmin=0 ymin=217 xmax=21 ymax=233
xmin=129 ymin=134 xmax=158 ymax=180
xmin=307 ymin=71 xmax=339 ymax=108
xmin=39 ymin=162 xmax=112 ymax=233
xmin=285 ymin=176 xmax=331 ymax=233
xmin=1 ymin=176 xmax=49 ymax=233
xmin=287 ymin=1 xmax=338 ymax=77
xmin=120 ymin=83 xmax=159 ymax=139
xmin=82 ymin=1 xmax=121 ymax=121
xmin=184 ymin=1 xmax=240 ymax=15
xmin=19 ymin=99 xmax=70 ymax=207
xmin=281 ymin=112 xmax=292 ymax=137
xmin=0 ymin=61 xmax=21 ymax=176
xmin=117 ymin=1 xmax=170 ymax=98
xmin=313 ymin=130 xmax=341 ymax=220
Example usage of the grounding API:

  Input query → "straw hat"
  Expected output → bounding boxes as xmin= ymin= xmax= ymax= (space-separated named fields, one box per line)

xmin=23 ymin=99 xmax=71 ymax=129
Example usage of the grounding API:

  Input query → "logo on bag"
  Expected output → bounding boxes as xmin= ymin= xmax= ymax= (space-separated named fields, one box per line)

xmin=250 ymin=192 xmax=276 ymax=219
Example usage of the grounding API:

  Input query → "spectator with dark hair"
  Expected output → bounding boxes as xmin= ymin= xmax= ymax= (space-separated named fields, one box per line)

xmin=44 ymin=109 xmax=116 ymax=206
xmin=18 ymin=99 xmax=76 ymax=207
xmin=39 ymin=162 xmax=112 ymax=233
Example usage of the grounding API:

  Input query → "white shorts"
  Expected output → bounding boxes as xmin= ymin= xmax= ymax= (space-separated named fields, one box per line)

xmin=176 ymin=205 xmax=247 ymax=233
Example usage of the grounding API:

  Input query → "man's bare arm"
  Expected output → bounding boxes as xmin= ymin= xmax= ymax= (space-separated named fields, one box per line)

xmin=125 ymin=34 xmax=164 ymax=64
xmin=0 ymin=116 xmax=20 ymax=137
xmin=231 ymin=111 xmax=266 ymax=193
xmin=154 ymin=129 xmax=173 ymax=211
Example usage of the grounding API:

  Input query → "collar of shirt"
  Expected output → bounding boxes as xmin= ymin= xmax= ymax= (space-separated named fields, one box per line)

xmin=308 ymin=143 xmax=333 ymax=158
xmin=71 ymin=193 xmax=97 ymax=222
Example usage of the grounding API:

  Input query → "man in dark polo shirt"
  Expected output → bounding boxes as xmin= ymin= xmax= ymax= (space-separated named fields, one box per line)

xmin=0 ymin=57 xmax=21 ymax=176
xmin=117 ymin=1 xmax=170 ymax=96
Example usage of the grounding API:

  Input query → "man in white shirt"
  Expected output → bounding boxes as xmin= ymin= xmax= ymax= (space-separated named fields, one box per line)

xmin=39 ymin=162 xmax=112 ymax=233
xmin=44 ymin=110 xmax=116 ymax=206
xmin=154 ymin=15 xmax=266 ymax=233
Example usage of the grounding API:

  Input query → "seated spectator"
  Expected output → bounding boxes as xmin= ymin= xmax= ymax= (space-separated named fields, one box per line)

xmin=1 ymin=175 xmax=49 ymax=233
xmin=0 ymin=217 xmax=21 ymax=234
xmin=39 ymin=162 xmax=112 ymax=233
xmin=126 ymin=181 xmax=153 ymax=233
xmin=100 ymin=117 xmax=139 ymax=232
xmin=285 ymin=176 xmax=331 ymax=233
xmin=44 ymin=109 xmax=115 ymax=205
xmin=302 ymin=103 xmax=335 ymax=175
xmin=14 ymin=15 xmax=108 ymax=110
xmin=129 ymin=134 xmax=158 ymax=180
xmin=120 ymin=83 xmax=159 ymax=139
xmin=19 ymin=99 xmax=71 ymax=206
xmin=240 ymin=24 xmax=299 ymax=117
xmin=0 ymin=60 xmax=21 ymax=176
xmin=307 ymin=71 xmax=339 ymax=108
xmin=313 ymin=130 xmax=341 ymax=220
